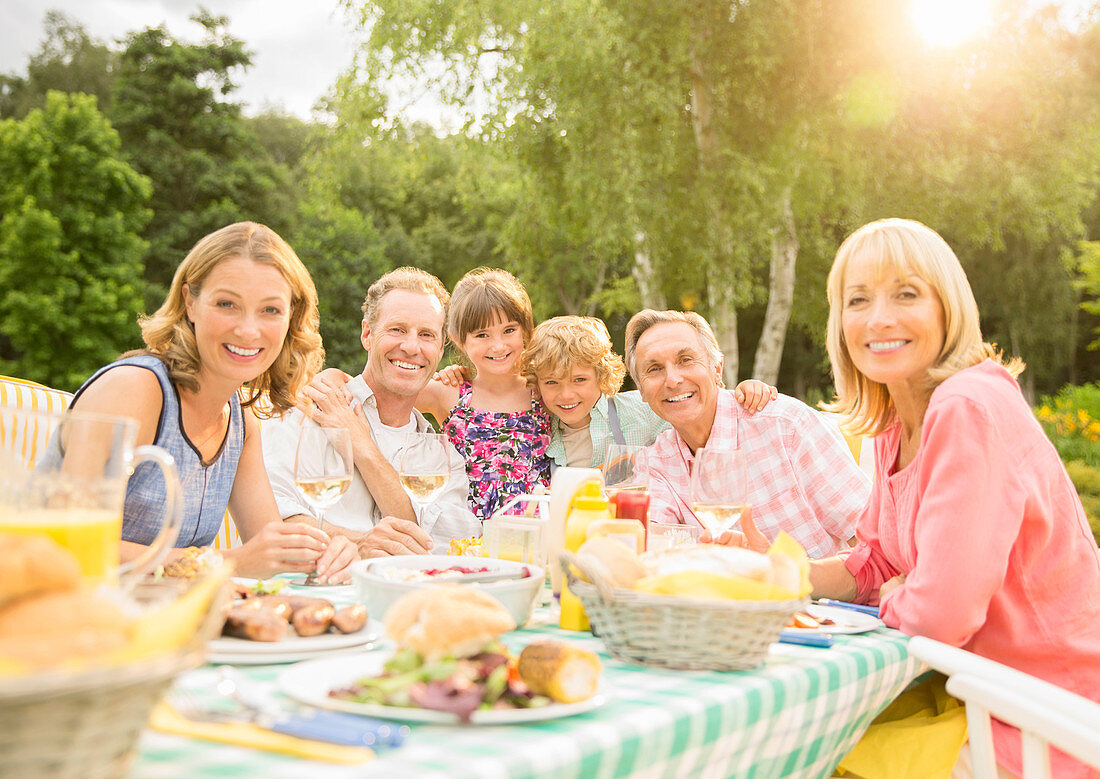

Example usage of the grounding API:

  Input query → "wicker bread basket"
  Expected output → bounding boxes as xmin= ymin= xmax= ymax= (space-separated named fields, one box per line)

xmin=0 ymin=576 xmax=230 ymax=779
xmin=561 ymin=550 xmax=807 ymax=671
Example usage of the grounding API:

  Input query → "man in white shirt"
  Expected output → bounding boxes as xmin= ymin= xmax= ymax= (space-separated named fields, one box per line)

xmin=263 ymin=268 xmax=480 ymax=557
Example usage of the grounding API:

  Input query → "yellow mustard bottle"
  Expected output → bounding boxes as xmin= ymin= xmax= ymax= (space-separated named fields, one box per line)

xmin=559 ymin=481 xmax=611 ymax=631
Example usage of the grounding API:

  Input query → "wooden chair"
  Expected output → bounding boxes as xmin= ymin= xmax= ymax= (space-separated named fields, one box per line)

xmin=908 ymin=636 xmax=1100 ymax=778
xmin=0 ymin=374 xmax=240 ymax=551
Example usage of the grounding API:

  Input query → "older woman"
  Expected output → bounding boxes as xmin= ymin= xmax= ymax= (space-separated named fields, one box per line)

xmin=733 ymin=218 xmax=1100 ymax=778
xmin=61 ymin=222 xmax=358 ymax=582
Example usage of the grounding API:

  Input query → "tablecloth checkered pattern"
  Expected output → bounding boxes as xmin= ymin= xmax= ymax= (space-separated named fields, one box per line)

xmin=132 ymin=602 xmax=923 ymax=779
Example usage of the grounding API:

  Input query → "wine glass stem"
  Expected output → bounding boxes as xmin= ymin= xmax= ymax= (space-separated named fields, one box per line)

xmin=303 ymin=510 xmax=326 ymax=584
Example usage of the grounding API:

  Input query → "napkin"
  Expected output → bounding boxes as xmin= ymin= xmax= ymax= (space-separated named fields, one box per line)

xmin=149 ymin=703 xmax=375 ymax=764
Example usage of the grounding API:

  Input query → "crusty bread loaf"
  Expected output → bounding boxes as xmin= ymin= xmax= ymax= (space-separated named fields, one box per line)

xmin=384 ymin=585 xmax=515 ymax=661
xmin=0 ymin=533 xmax=82 ymax=607
xmin=575 ymin=536 xmax=647 ymax=589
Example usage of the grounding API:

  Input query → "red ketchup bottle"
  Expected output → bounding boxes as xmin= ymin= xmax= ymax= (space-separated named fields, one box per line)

xmin=609 ymin=489 xmax=650 ymax=551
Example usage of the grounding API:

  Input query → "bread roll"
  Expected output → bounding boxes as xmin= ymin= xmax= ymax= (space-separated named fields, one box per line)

xmin=642 ymin=545 xmax=773 ymax=584
xmin=0 ymin=533 xmax=82 ymax=607
xmin=575 ymin=536 xmax=647 ymax=589
xmin=0 ymin=588 xmax=131 ymax=667
xmin=383 ymin=585 xmax=516 ymax=661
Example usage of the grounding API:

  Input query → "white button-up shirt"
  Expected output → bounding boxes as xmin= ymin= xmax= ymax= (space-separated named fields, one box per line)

xmin=262 ymin=375 xmax=481 ymax=548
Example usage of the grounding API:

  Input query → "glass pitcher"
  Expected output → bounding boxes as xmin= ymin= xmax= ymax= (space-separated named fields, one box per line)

xmin=0 ymin=405 xmax=182 ymax=588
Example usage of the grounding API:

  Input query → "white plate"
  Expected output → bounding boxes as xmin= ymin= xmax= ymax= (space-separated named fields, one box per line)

xmin=787 ymin=604 xmax=884 ymax=634
xmin=279 ymin=653 xmax=607 ymax=725
xmin=207 ymin=619 xmax=382 ymax=663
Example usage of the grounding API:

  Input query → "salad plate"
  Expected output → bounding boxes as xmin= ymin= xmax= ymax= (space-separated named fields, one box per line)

xmin=787 ymin=604 xmax=884 ymax=635
xmin=279 ymin=653 xmax=608 ymax=725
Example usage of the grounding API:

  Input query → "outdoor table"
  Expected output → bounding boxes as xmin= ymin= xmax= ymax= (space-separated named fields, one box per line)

xmin=131 ymin=582 xmax=925 ymax=779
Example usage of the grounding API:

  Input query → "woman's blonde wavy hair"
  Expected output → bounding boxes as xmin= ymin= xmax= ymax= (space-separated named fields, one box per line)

xmin=136 ymin=222 xmax=323 ymax=416
xmin=824 ymin=218 xmax=1022 ymax=436
xmin=520 ymin=316 xmax=626 ymax=396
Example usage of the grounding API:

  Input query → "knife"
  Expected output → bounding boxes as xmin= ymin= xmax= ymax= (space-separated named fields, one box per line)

xmin=816 ymin=599 xmax=881 ymax=617
xmin=778 ymin=630 xmax=835 ymax=648
xmin=216 ymin=666 xmax=409 ymax=747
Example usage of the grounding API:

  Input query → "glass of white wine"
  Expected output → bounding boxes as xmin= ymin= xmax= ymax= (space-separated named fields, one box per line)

xmin=689 ymin=448 xmax=748 ymax=537
xmin=294 ymin=423 xmax=353 ymax=586
xmin=399 ymin=432 xmax=452 ymax=507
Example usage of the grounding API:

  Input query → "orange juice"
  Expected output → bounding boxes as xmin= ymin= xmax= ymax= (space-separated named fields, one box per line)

xmin=0 ymin=507 xmax=122 ymax=583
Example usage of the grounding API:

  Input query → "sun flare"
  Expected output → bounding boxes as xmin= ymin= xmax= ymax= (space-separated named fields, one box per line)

xmin=910 ymin=0 xmax=994 ymax=47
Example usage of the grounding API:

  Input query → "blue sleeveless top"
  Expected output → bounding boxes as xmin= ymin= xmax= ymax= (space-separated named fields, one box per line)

xmin=69 ymin=354 xmax=244 ymax=547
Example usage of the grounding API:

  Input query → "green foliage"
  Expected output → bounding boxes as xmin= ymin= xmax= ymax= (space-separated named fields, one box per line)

xmin=1078 ymin=240 xmax=1100 ymax=350
xmin=110 ymin=12 xmax=294 ymax=309
xmin=0 ymin=91 xmax=150 ymax=390
xmin=290 ymin=193 xmax=388 ymax=374
xmin=0 ymin=11 xmax=117 ymax=120
xmin=1036 ymin=383 xmax=1100 ymax=467
xmin=1065 ymin=461 xmax=1100 ymax=546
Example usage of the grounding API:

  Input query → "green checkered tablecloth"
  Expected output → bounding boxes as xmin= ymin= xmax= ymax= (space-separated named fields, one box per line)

xmin=132 ymin=596 xmax=924 ymax=779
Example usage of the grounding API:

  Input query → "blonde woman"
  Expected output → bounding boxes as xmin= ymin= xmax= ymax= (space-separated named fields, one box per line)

xmin=728 ymin=218 xmax=1100 ymax=778
xmin=60 ymin=222 xmax=359 ymax=582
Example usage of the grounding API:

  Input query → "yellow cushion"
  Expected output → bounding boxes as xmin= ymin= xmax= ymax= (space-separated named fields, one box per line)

xmin=0 ymin=375 xmax=74 ymax=467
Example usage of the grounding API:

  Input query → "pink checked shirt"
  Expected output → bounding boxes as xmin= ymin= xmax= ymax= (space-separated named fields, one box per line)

xmin=642 ymin=389 xmax=869 ymax=558
xmin=846 ymin=361 xmax=1100 ymax=779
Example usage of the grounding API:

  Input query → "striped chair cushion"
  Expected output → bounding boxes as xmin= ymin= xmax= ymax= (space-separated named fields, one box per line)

xmin=0 ymin=374 xmax=241 ymax=551
xmin=0 ymin=375 xmax=74 ymax=467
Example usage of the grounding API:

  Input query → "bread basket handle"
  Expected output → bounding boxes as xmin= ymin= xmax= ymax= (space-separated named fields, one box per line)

xmin=558 ymin=550 xmax=617 ymax=603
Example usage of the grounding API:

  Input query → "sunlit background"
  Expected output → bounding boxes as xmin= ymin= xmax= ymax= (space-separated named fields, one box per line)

xmin=910 ymin=0 xmax=996 ymax=45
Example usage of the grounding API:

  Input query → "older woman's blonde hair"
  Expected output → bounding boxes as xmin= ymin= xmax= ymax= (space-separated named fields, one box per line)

xmin=520 ymin=316 xmax=626 ymax=396
xmin=447 ymin=267 xmax=534 ymax=350
xmin=624 ymin=309 xmax=724 ymax=387
xmin=824 ymin=217 xmax=1022 ymax=436
xmin=138 ymin=222 xmax=323 ymax=416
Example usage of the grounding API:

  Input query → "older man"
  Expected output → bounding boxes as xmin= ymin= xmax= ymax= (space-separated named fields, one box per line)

xmin=625 ymin=309 xmax=868 ymax=558
xmin=263 ymin=268 xmax=480 ymax=558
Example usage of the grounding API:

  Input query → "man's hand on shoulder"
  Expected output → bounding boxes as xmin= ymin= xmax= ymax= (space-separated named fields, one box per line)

xmin=358 ymin=516 xmax=434 ymax=558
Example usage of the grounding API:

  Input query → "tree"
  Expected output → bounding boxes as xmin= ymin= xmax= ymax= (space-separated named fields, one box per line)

xmin=110 ymin=12 xmax=294 ymax=308
xmin=0 ymin=11 xmax=117 ymax=120
xmin=0 ymin=91 xmax=150 ymax=389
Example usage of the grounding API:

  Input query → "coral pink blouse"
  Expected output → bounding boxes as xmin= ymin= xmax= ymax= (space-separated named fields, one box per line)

xmin=845 ymin=360 xmax=1100 ymax=779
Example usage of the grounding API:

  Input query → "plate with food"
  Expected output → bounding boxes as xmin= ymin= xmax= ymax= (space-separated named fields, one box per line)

xmin=785 ymin=604 xmax=884 ymax=634
xmin=207 ymin=584 xmax=381 ymax=664
xmin=280 ymin=585 xmax=606 ymax=724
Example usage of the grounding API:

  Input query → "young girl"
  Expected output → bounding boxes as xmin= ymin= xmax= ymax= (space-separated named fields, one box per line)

xmin=416 ymin=268 xmax=552 ymax=521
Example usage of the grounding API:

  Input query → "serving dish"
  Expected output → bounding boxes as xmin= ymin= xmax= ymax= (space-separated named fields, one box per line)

xmin=350 ymin=556 xmax=543 ymax=628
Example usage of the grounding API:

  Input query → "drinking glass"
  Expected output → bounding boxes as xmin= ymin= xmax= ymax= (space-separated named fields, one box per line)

xmin=399 ymin=432 xmax=452 ymax=507
xmin=294 ymin=423 xmax=353 ymax=585
xmin=601 ymin=443 xmax=649 ymax=500
xmin=689 ymin=448 xmax=748 ymax=536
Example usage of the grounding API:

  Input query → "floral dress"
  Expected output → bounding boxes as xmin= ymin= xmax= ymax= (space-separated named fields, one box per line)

xmin=442 ymin=381 xmax=552 ymax=521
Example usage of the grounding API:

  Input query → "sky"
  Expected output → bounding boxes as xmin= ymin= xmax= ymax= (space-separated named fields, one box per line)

xmin=0 ymin=0 xmax=360 ymax=119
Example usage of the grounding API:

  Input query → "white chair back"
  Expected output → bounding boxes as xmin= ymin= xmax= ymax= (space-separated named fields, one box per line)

xmin=908 ymin=636 xmax=1100 ymax=778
